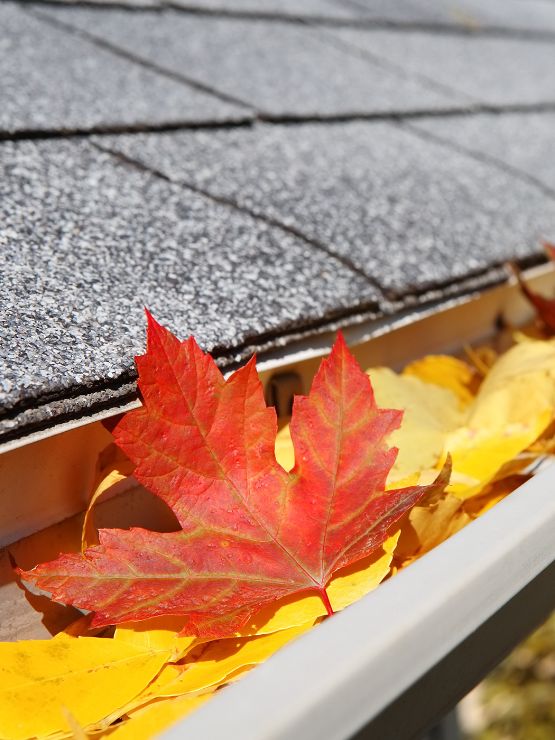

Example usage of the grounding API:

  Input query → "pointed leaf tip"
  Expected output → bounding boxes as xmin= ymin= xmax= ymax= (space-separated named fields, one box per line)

xmin=144 ymin=308 xmax=163 ymax=335
xmin=334 ymin=329 xmax=347 ymax=348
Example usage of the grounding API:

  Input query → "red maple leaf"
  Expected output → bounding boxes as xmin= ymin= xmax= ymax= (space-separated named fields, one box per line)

xmin=19 ymin=313 xmax=448 ymax=638
xmin=512 ymin=242 xmax=555 ymax=333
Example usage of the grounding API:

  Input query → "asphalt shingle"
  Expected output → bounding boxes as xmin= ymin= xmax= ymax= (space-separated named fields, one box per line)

xmin=41 ymin=7 xmax=464 ymax=118
xmin=170 ymin=0 xmax=361 ymax=19
xmin=36 ymin=0 xmax=161 ymax=5
xmin=332 ymin=27 xmax=555 ymax=107
xmin=409 ymin=112 xmax=555 ymax=194
xmin=0 ymin=138 xmax=379 ymax=440
xmin=170 ymin=0 xmax=427 ymax=22
xmin=407 ymin=0 xmax=555 ymax=34
xmin=98 ymin=121 xmax=555 ymax=295
xmin=0 ymin=3 xmax=250 ymax=135
xmin=336 ymin=0 xmax=448 ymax=23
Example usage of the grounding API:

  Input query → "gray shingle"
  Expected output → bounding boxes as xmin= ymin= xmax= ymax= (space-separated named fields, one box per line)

xmin=40 ymin=7 xmax=464 ymax=117
xmin=170 ymin=0 xmax=361 ymax=19
xmin=407 ymin=0 xmax=555 ymax=33
xmin=336 ymin=0 xmax=447 ymax=23
xmin=0 ymin=139 xmax=379 ymax=439
xmin=169 ymin=0 xmax=425 ymax=22
xmin=97 ymin=120 xmax=555 ymax=294
xmin=0 ymin=3 xmax=249 ymax=135
xmin=35 ymin=0 xmax=161 ymax=5
xmin=332 ymin=27 xmax=555 ymax=107
xmin=409 ymin=112 xmax=555 ymax=194
xmin=343 ymin=0 xmax=468 ymax=24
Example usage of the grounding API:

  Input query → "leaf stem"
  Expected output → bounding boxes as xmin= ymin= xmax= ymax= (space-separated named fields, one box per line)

xmin=318 ymin=588 xmax=335 ymax=616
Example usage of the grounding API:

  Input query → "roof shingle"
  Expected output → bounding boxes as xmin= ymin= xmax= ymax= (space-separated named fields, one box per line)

xmin=0 ymin=3 xmax=249 ymax=135
xmin=333 ymin=27 xmax=555 ymax=107
xmin=410 ymin=112 xmax=555 ymax=194
xmin=0 ymin=138 xmax=380 ymax=441
xmin=39 ymin=7 xmax=465 ymax=117
xmin=2 ymin=0 xmax=555 ymax=446
xmin=98 ymin=121 xmax=555 ymax=294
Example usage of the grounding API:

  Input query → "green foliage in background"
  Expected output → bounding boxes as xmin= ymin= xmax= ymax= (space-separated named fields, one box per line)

xmin=474 ymin=613 xmax=555 ymax=740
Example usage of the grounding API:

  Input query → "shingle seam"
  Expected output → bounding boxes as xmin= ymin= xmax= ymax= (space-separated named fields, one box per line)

xmin=309 ymin=23 xmax=479 ymax=106
xmin=257 ymin=106 xmax=481 ymax=125
xmin=28 ymin=1 xmax=163 ymax=9
xmin=24 ymin=6 xmax=555 ymax=141
xmin=0 ymin=120 xmax=254 ymax=143
xmin=167 ymin=5 xmax=555 ymax=42
xmin=258 ymin=103 xmax=555 ymax=125
xmin=25 ymin=6 xmax=257 ymax=114
xmin=21 ymin=0 xmax=555 ymax=42
xmin=310 ymin=21 xmax=555 ymax=43
xmin=4 ymin=104 xmax=555 ymax=143
xmin=165 ymin=4 xmax=403 ymax=26
xmin=30 ymin=4 xmax=471 ymax=125
xmin=91 ymin=139 xmax=393 ymax=300
xmin=399 ymin=119 xmax=555 ymax=201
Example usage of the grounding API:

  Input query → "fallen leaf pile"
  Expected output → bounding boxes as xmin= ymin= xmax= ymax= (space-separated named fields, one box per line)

xmin=4 ymin=298 xmax=555 ymax=740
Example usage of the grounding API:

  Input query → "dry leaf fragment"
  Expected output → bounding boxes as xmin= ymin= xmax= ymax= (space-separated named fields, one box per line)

xmin=111 ymin=623 xmax=312 ymax=724
xmin=464 ymin=344 xmax=499 ymax=377
xmin=81 ymin=445 xmax=134 ymax=550
xmin=463 ymin=473 xmax=531 ymax=519
xmin=395 ymin=493 xmax=469 ymax=562
xmin=512 ymin=256 xmax=555 ymax=333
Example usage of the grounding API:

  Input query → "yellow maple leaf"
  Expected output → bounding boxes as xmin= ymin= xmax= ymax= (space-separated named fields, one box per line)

xmin=81 ymin=444 xmax=135 ymax=550
xmin=107 ymin=694 xmax=211 ymax=740
xmin=0 ymin=633 xmax=170 ymax=740
xmin=275 ymin=420 xmax=295 ymax=471
xmin=369 ymin=368 xmax=465 ymax=482
xmin=114 ymin=616 xmax=197 ymax=662
xmin=394 ymin=488 xmax=469 ymax=563
xmin=403 ymin=354 xmax=477 ymax=407
xmin=445 ymin=339 xmax=555 ymax=498
xmin=141 ymin=624 xmax=313 ymax=700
